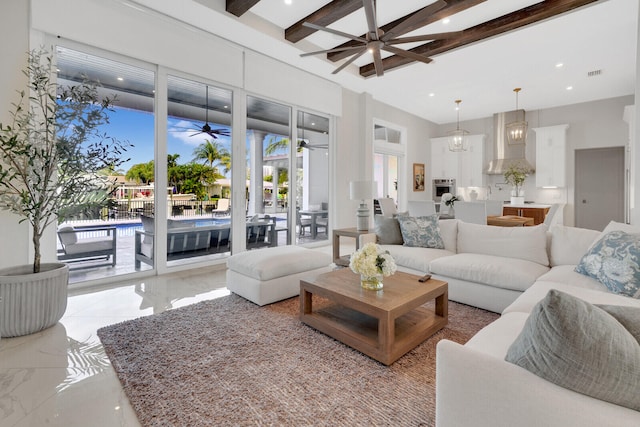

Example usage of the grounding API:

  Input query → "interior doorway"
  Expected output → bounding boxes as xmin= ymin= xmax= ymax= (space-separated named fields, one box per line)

xmin=575 ymin=147 xmax=625 ymax=230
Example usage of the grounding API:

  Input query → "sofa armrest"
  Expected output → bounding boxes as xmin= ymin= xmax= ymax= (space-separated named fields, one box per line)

xmin=358 ymin=233 xmax=377 ymax=247
xmin=435 ymin=340 xmax=640 ymax=427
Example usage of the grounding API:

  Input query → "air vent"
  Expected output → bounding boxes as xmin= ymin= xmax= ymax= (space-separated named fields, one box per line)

xmin=587 ymin=69 xmax=603 ymax=77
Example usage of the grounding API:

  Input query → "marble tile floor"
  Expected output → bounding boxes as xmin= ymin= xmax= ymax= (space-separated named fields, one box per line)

xmin=0 ymin=244 xmax=347 ymax=426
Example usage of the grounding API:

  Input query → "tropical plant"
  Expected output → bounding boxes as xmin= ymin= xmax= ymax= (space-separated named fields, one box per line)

xmin=192 ymin=140 xmax=230 ymax=174
xmin=0 ymin=48 xmax=131 ymax=273
xmin=503 ymin=163 xmax=529 ymax=197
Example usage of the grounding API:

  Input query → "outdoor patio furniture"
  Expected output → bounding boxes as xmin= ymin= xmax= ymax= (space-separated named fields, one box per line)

xmin=57 ymin=225 xmax=117 ymax=269
xmin=211 ymin=198 xmax=230 ymax=217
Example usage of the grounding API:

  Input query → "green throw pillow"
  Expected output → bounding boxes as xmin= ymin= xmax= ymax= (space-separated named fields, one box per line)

xmin=505 ymin=290 xmax=640 ymax=412
xmin=575 ymin=230 xmax=640 ymax=298
xmin=396 ymin=214 xmax=444 ymax=249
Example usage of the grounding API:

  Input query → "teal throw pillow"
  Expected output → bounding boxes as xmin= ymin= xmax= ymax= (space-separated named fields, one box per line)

xmin=575 ymin=230 xmax=640 ymax=298
xmin=396 ymin=214 xmax=444 ymax=249
xmin=505 ymin=289 xmax=640 ymax=412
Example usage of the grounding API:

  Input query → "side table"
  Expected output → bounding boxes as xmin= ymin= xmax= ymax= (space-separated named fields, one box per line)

xmin=332 ymin=227 xmax=371 ymax=267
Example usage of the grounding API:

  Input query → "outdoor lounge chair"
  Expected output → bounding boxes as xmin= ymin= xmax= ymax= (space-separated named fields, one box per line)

xmin=57 ymin=225 xmax=117 ymax=269
xmin=211 ymin=198 xmax=230 ymax=217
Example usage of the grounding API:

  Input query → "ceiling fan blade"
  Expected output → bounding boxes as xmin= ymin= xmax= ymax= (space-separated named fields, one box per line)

xmin=300 ymin=45 xmax=366 ymax=58
xmin=382 ymin=45 xmax=433 ymax=65
xmin=386 ymin=31 xmax=464 ymax=45
xmin=372 ymin=46 xmax=384 ymax=77
xmin=332 ymin=47 xmax=368 ymax=74
xmin=362 ymin=0 xmax=379 ymax=39
xmin=382 ymin=0 xmax=447 ymax=41
xmin=302 ymin=22 xmax=367 ymax=43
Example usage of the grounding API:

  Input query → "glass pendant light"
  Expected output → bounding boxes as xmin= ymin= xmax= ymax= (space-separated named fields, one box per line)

xmin=448 ymin=99 xmax=469 ymax=152
xmin=506 ymin=88 xmax=527 ymax=145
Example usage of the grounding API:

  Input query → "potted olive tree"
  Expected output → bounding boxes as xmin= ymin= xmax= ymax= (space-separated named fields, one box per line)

xmin=0 ymin=48 xmax=130 ymax=337
xmin=503 ymin=162 xmax=529 ymax=205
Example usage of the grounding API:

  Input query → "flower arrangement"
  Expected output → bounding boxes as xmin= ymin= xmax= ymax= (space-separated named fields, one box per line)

xmin=441 ymin=192 xmax=459 ymax=207
xmin=503 ymin=163 xmax=529 ymax=197
xmin=350 ymin=243 xmax=397 ymax=290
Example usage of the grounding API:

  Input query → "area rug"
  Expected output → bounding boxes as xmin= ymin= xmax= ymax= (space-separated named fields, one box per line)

xmin=98 ymin=294 xmax=499 ymax=426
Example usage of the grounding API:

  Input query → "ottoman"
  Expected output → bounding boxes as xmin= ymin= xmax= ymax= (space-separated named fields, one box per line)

xmin=226 ymin=246 xmax=333 ymax=306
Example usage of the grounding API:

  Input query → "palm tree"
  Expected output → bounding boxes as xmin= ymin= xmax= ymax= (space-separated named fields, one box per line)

xmin=264 ymin=136 xmax=303 ymax=156
xmin=192 ymin=140 xmax=230 ymax=174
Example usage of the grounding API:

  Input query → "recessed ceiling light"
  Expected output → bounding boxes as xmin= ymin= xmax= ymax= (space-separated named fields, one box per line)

xmin=311 ymin=122 xmax=316 ymax=126
xmin=429 ymin=93 xmax=435 ymax=97
xmin=284 ymin=0 xmax=292 ymax=4
xmin=555 ymin=62 xmax=564 ymax=68
xmin=224 ymin=105 xmax=229 ymax=109
xmin=566 ymin=85 xmax=573 ymax=91
xmin=442 ymin=18 xmax=450 ymax=24
xmin=117 ymin=77 xmax=124 ymax=81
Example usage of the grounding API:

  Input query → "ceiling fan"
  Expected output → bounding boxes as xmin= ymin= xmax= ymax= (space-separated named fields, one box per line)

xmin=298 ymin=140 xmax=328 ymax=151
xmin=300 ymin=0 xmax=462 ymax=77
xmin=171 ymin=85 xmax=230 ymax=139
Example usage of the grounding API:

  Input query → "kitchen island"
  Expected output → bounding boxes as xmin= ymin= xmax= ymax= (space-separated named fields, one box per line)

xmin=502 ymin=203 xmax=551 ymax=225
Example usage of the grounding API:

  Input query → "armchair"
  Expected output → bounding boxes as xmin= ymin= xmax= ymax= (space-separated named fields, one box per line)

xmin=57 ymin=225 xmax=117 ymax=269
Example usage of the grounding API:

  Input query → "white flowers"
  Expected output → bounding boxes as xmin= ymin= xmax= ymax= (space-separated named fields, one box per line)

xmin=349 ymin=242 xmax=397 ymax=278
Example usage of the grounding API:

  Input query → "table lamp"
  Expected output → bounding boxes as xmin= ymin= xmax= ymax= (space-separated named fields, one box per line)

xmin=350 ymin=180 xmax=373 ymax=231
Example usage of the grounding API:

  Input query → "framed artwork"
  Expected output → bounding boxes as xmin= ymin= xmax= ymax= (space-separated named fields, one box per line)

xmin=413 ymin=163 xmax=425 ymax=192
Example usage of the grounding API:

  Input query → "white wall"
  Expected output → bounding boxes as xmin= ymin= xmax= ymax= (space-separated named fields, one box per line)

xmin=435 ymin=95 xmax=634 ymax=226
xmin=0 ymin=0 xmax=31 ymax=269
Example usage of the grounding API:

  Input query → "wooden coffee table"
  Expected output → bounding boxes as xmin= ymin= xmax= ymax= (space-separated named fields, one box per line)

xmin=300 ymin=268 xmax=448 ymax=365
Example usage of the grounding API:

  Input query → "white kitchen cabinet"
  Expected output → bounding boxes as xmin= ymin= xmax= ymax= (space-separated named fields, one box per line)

xmin=430 ymin=137 xmax=458 ymax=179
xmin=458 ymin=135 xmax=485 ymax=187
xmin=533 ymin=124 xmax=568 ymax=188
xmin=430 ymin=135 xmax=484 ymax=187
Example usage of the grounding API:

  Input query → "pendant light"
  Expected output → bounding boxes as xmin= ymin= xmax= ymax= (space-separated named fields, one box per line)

xmin=506 ymin=88 xmax=527 ymax=145
xmin=448 ymin=99 xmax=469 ymax=152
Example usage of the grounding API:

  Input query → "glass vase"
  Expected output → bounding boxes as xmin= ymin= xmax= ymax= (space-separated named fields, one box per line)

xmin=360 ymin=274 xmax=383 ymax=290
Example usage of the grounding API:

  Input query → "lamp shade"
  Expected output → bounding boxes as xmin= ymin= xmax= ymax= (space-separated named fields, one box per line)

xmin=350 ymin=181 xmax=373 ymax=200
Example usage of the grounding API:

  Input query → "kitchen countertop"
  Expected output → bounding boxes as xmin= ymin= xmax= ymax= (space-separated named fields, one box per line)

xmin=503 ymin=203 xmax=552 ymax=208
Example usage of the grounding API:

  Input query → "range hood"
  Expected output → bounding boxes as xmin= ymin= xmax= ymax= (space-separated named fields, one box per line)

xmin=485 ymin=110 xmax=535 ymax=175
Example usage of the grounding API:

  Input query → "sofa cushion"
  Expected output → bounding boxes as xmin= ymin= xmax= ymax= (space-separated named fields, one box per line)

xmin=438 ymin=219 xmax=458 ymax=253
xmin=575 ymin=231 xmax=640 ymax=298
xmin=536 ymin=265 xmax=608 ymax=291
xmin=397 ymin=214 xmax=444 ymax=249
xmin=379 ymin=244 xmax=454 ymax=273
xmin=457 ymin=222 xmax=549 ymax=266
xmin=505 ymin=289 xmax=640 ymax=412
xmin=429 ymin=253 xmax=549 ymax=292
xmin=465 ymin=312 xmax=530 ymax=359
xmin=374 ymin=215 xmax=403 ymax=245
xmin=602 ymin=220 xmax=640 ymax=235
xmin=548 ymin=224 xmax=600 ymax=266
xmin=503 ymin=281 xmax=640 ymax=314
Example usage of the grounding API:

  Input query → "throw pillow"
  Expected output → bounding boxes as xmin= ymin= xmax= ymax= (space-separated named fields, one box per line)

xmin=505 ymin=289 xmax=640 ymax=412
xmin=575 ymin=230 xmax=640 ymax=298
xmin=374 ymin=215 xmax=403 ymax=245
xmin=396 ymin=214 xmax=444 ymax=249
xmin=57 ymin=226 xmax=77 ymax=245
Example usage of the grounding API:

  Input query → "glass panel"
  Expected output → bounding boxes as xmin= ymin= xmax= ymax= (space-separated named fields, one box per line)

xmin=297 ymin=111 xmax=330 ymax=243
xmin=166 ymin=76 xmax=232 ymax=266
xmin=55 ymin=46 xmax=155 ymax=283
xmin=247 ymin=96 xmax=290 ymax=250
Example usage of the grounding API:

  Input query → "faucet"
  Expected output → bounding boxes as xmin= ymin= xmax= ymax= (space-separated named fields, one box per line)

xmin=486 ymin=185 xmax=492 ymax=200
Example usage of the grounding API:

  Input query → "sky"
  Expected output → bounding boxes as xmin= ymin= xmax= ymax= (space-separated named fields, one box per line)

xmin=105 ymin=106 xmax=287 ymax=177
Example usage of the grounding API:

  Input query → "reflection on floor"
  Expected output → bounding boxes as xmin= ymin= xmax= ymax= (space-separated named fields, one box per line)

xmin=0 ymin=244 xmax=350 ymax=426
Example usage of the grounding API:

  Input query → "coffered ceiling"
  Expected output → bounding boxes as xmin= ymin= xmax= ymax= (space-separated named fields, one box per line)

xmin=137 ymin=0 xmax=637 ymax=124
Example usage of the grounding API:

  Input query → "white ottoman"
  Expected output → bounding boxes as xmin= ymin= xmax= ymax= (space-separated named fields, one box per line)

xmin=226 ymin=246 xmax=333 ymax=306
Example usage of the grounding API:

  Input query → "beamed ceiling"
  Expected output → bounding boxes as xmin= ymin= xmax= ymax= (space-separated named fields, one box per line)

xmin=137 ymin=0 xmax=636 ymax=124
xmin=227 ymin=0 xmax=602 ymax=77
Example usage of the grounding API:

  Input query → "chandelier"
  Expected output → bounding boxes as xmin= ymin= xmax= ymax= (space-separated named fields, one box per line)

xmin=448 ymin=99 xmax=469 ymax=152
xmin=506 ymin=88 xmax=527 ymax=145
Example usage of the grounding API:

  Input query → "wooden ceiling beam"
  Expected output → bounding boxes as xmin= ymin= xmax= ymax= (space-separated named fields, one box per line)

xmin=285 ymin=0 xmax=363 ymax=43
xmin=360 ymin=0 xmax=603 ymax=77
xmin=226 ymin=0 xmax=261 ymax=17
xmin=328 ymin=0 xmax=486 ymax=62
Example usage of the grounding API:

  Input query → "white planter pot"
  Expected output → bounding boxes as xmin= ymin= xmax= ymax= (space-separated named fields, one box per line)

xmin=0 ymin=263 xmax=69 ymax=338
xmin=510 ymin=196 xmax=525 ymax=205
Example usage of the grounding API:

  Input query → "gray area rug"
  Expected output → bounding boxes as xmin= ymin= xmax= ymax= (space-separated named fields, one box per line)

xmin=98 ymin=293 xmax=499 ymax=426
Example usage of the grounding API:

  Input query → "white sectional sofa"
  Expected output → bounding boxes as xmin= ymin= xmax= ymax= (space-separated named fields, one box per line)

xmin=361 ymin=218 xmax=640 ymax=425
